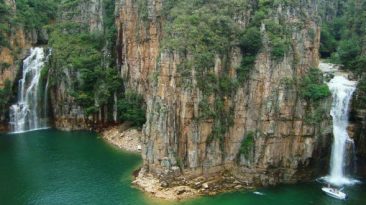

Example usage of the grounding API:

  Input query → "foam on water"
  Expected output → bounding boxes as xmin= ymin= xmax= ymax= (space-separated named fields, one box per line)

xmin=323 ymin=76 xmax=359 ymax=186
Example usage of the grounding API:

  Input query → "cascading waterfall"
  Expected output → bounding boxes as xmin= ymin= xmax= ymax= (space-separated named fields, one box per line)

xmin=323 ymin=75 xmax=359 ymax=186
xmin=9 ymin=47 xmax=50 ymax=133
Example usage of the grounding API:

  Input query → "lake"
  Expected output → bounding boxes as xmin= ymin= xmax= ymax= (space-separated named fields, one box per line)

xmin=0 ymin=129 xmax=364 ymax=205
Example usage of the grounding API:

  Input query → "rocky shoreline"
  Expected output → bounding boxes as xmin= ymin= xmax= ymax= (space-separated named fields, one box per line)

xmin=101 ymin=124 xmax=254 ymax=200
xmin=132 ymin=167 xmax=256 ymax=200
xmin=101 ymin=125 xmax=142 ymax=153
xmin=132 ymin=169 xmax=199 ymax=200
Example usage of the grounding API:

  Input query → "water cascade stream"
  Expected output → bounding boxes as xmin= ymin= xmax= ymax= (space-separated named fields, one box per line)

xmin=9 ymin=47 xmax=50 ymax=133
xmin=324 ymin=75 xmax=358 ymax=186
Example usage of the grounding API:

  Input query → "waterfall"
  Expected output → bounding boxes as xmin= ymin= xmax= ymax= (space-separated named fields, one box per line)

xmin=323 ymin=75 xmax=359 ymax=186
xmin=113 ymin=92 xmax=117 ymax=122
xmin=9 ymin=47 xmax=50 ymax=133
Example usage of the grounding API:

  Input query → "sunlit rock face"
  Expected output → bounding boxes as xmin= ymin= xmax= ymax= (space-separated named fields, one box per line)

xmin=115 ymin=0 xmax=333 ymax=186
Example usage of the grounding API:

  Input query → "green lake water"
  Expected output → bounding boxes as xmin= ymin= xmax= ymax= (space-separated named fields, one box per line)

xmin=0 ymin=129 xmax=365 ymax=205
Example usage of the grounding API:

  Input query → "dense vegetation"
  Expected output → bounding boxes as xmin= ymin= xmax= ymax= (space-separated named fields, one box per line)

xmin=0 ymin=0 xmax=57 ymax=47
xmin=320 ymin=0 xmax=366 ymax=108
xmin=15 ymin=0 xmax=57 ymax=30
xmin=298 ymin=68 xmax=331 ymax=125
xmin=320 ymin=1 xmax=366 ymax=73
xmin=48 ymin=23 xmax=122 ymax=116
xmin=47 ymin=0 xmax=146 ymax=126
xmin=299 ymin=68 xmax=331 ymax=102
xmin=0 ymin=0 xmax=12 ymax=47
xmin=117 ymin=92 xmax=146 ymax=127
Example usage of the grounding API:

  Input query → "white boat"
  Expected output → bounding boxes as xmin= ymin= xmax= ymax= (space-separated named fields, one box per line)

xmin=321 ymin=187 xmax=347 ymax=200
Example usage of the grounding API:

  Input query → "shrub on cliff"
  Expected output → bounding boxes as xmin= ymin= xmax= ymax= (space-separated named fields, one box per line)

xmin=237 ymin=27 xmax=262 ymax=81
xmin=239 ymin=27 xmax=262 ymax=56
xmin=299 ymin=67 xmax=331 ymax=102
xmin=117 ymin=92 xmax=146 ymax=127
xmin=239 ymin=131 xmax=255 ymax=158
xmin=270 ymin=37 xmax=289 ymax=60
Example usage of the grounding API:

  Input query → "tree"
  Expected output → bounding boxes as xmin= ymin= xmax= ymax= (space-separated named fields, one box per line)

xmin=117 ymin=92 xmax=146 ymax=127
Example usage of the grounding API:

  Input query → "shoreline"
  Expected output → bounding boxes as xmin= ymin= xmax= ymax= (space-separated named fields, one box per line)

xmin=100 ymin=125 xmax=203 ymax=200
xmin=100 ymin=125 xmax=252 ymax=201
xmin=132 ymin=169 xmax=200 ymax=200
xmin=101 ymin=125 xmax=142 ymax=153
xmin=132 ymin=168 xmax=256 ymax=201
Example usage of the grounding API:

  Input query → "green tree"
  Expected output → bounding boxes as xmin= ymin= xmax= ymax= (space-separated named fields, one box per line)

xmin=338 ymin=38 xmax=361 ymax=68
xmin=117 ymin=92 xmax=146 ymax=127
xmin=299 ymin=68 xmax=331 ymax=102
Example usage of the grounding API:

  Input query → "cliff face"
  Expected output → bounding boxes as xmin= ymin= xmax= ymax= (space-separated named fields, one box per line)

xmin=116 ymin=0 xmax=333 ymax=186
xmin=0 ymin=0 xmax=360 ymax=189
xmin=349 ymin=105 xmax=366 ymax=177
xmin=48 ymin=0 xmax=109 ymax=130
xmin=350 ymin=75 xmax=366 ymax=177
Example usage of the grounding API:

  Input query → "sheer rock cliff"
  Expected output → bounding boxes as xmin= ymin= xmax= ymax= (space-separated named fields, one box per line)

xmin=115 ymin=0 xmax=333 ymax=188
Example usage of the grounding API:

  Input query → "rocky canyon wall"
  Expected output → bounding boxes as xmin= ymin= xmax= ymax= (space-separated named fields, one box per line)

xmin=48 ymin=0 xmax=110 ymax=130
xmin=116 ymin=0 xmax=333 ymax=187
xmin=1 ymin=0 xmax=362 ymax=188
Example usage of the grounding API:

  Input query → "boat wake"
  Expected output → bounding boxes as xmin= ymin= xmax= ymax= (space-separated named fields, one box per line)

xmin=253 ymin=191 xmax=265 ymax=196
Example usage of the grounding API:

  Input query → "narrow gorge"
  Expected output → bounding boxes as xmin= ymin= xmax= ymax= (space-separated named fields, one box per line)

xmin=0 ymin=0 xmax=366 ymax=204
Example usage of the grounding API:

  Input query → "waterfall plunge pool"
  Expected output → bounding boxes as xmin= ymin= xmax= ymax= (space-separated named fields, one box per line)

xmin=0 ymin=129 xmax=365 ymax=205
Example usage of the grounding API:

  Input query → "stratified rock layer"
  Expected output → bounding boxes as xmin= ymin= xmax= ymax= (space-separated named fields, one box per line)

xmin=115 ymin=0 xmax=333 ymax=188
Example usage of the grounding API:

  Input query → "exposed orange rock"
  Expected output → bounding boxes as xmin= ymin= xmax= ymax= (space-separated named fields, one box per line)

xmin=115 ymin=0 xmax=333 ymax=192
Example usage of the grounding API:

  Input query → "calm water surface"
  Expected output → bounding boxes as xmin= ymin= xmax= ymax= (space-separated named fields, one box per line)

xmin=0 ymin=129 xmax=365 ymax=205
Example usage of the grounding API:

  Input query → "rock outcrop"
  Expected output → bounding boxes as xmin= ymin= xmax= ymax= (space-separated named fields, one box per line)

xmin=116 ymin=0 xmax=333 ymax=190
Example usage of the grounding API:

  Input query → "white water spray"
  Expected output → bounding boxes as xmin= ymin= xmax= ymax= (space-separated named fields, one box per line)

xmin=323 ymin=75 xmax=359 ymax=186
xmin=9 ymin=47 xmax=50 ymax=133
